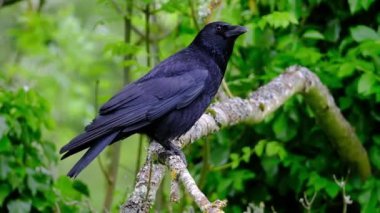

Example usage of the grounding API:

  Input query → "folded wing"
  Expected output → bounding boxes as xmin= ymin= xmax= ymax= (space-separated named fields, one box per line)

xmin=60 ymin=70 xmax=208 ymax=156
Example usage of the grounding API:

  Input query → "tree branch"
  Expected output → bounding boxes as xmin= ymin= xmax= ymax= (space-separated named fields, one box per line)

xmin=0 ymin=0 xmax=22 ymax=7
xmin=121 ymin=66 xmax=371 ymax=212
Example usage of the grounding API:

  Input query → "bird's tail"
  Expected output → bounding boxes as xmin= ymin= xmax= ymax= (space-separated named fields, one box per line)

xmin=66 ymin=132 xmax=118 ymax=178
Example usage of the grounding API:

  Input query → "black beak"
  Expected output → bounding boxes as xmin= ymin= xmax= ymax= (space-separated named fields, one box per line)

xmin=225 ymin=25 xmax=247 ymax=38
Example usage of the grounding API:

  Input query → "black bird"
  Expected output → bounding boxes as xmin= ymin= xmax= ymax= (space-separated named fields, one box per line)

xmin=60 ymin=21 xmax=246 ymax=177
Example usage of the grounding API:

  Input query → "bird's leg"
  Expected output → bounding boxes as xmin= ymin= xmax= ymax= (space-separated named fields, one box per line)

xmin=159 ymin=141 xmax=187 ymax=166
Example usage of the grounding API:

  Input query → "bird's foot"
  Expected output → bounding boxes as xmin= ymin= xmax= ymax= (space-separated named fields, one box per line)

xmin=159 ymin=142 xmax=187 ymax=166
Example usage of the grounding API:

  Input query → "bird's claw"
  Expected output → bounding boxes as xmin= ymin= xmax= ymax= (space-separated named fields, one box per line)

xmin=172 ymin=147 xmax=187 ymax=166
xmin=159 ymin=143 xmax=187 ymax=166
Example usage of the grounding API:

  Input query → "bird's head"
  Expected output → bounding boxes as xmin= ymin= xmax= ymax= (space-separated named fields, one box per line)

xmin=191 ymin=21 xmax=247 ymax=70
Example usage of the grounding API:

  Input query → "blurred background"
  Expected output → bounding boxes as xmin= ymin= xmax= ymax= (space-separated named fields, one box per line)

xmin=0 ymin=0 xmax=379 ymax=212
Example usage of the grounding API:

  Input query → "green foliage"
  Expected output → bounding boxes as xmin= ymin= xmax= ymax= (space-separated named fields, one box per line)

xmin=257 ymin=11 xmax=298 ymax=29
xmin=358 ymin=178 xmax=380 ymax=213
xmin=187 ymin=0 xmax=380 ymax=212
xmin=0 ymin=88 xmax=90 ymax=212
xmin=350 ymin=25 xmax=380 ymax=42
xmin=348 ymin=0 xmax=375 ymax=13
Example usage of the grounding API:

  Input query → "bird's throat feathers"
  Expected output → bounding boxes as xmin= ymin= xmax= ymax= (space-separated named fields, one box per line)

xmin=191 ymin=37 xmax=235 ymax=73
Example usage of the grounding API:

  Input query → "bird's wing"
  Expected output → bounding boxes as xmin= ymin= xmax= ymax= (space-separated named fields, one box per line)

xmin=92 ymin=69 xmax=208 ymax=128
xmin=60 ymin=69 xmax=208 ymax=154
xmin=99 ymin=83 xmax=141 ymax=115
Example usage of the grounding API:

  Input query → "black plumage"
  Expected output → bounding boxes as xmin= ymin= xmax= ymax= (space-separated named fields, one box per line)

xmin=60 ymin=21 xmax=246 ymax=177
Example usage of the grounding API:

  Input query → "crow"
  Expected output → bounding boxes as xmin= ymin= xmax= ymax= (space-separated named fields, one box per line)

xmin=60 ymin=21 xmax=246 ymax=178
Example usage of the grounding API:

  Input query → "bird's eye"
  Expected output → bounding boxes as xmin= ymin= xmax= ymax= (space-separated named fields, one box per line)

xmin=216 ymin=25 xmax=228 ymax=34
xmin=216 ymin=25 xmax=223 ymax=32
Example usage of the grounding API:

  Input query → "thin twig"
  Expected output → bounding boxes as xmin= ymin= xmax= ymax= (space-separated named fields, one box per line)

xmin=198 ymin=137 xmax=210 ymax=188
xmin=144 ymin=3 xmax=151 ymax=67
xmin=94 ymin=80 xmax=112 ymax=184
xmin=134 ymin=135 xmax=144 ymax=184
xmin=109 ymin=0 xmax=127 ymax=18
xmin=94 ymin=80 xmax=100 ymax=113
xmin=333 ymin=174 xmax=352 ymax=213
xmin=188 ymin=0 xmax=200 ymax=30
xmin=37 ymin=0 xmax=45 ymax=12
xmin=222 ymin=79 xmax=234 ymax=98
xmin=299 ymin=191 xmax=317 ymax=213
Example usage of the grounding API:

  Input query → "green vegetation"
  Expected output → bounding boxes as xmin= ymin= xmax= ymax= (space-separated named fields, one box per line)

xmin=0 ymin=89 xmax=89 ymax=212
xmin=1 ymin=0 xmax=380 ymax=212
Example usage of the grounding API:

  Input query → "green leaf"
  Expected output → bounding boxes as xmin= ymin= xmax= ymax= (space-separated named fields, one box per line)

xmin=7 ymin=200 xmax=31 ymax=213
xmin=0 ymin=116 xmax=8 ymax=138
xmin=261 ymin=157 xmax=279 ymax=178
xmin=265 ymin=141 xmax=287 ymax=160
xmin=26 ymin=171 xmax=50 ymax=196
xmin=325 ymin=180 xmax=340 ymax=198
xmin=273 ymin=114 xmax=287 ymax=140
xmin=123 ymin=59 xmax=140 ymax=67
xmin=303 ymin=30 xmax=325 ymax=40
xmin=358 ymin=180 xmax=379 ymax=213
xmin=211 ymin=132 xmax=231 ymax=165
xmin=356 ymin=40 xmax=380 ymax=58
xmin=266 ymin=142 xmax=280 ymax=156
xmin=373 ymin=135 xmax=380 ymax=145
xmin=254 ymin=140 xmax=267 ymax=157
xmin=375 ymin=86 xmax=380 ymax=103
xmin=0 ymin=156 xmax=11 ymax=179
xmin=338 ymin=97 xmax=353 ymax=110
xmin=230 ymin=170 xmax=255 ymax=191
xmin=8 ymin=166 xmax=26 ymax=189
xmin=55 ymin=176 xmax=90 ymax=200
xmin=104 ymin=42 xmax=140 ymax=56
xmin=216 ymin=178 xmax=233 ymax=195
xmin=230 ymin=153 xmax=240 ymax=169
xmin=31 ymin=195 xmax=50 ymax=211
xmin=357 ymin=73 xmax=377 ymax=95
xmin=308 ymin=172 xmax=327 ymax=191
xmin=337 ymin=62 xmax=355 ymax=78
xmin=324 ymin=19 xmax=341 ymax=42
xmin=354 ymin=59 xmax=375 ymax=73
xmin=0 ymin=183 xmax=11 ymax=205
xmin=0 ymin=137 xmax=12 ymax=153
xmin=273 ymin=113 xmax=297 ymax=141
xmin=369 ymin=146 xmax=380 ymax=170
xmin=42 ymin=142 xmax=58 ymax=163
xmin=27 ymin=174 xmax=39 ymax=196
xmin=308 ymin=0 xmax=322 ymax=4
xmin=350 ymin=25 xmax=380 ymax=42
xmin=72 ymin=180 xmax=90 ymax=197
xmin=293 ymin=47 xmax=322 ymax=65
xmin=242 ymin=146 xmax=251 ymax=163
xmin=348 ymin=0 xmax=361 ymax=14
xmin=258 ymin=11 xmax=298 ymax=29
xmin=370 ymin=107 xmax=380 ymax=121
xmin=361 ymin=0 xmax=375 ymax=10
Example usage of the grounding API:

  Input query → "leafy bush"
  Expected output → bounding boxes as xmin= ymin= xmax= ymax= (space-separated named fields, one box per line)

xmin=0 ymin=87 xmax=90 ymax=212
